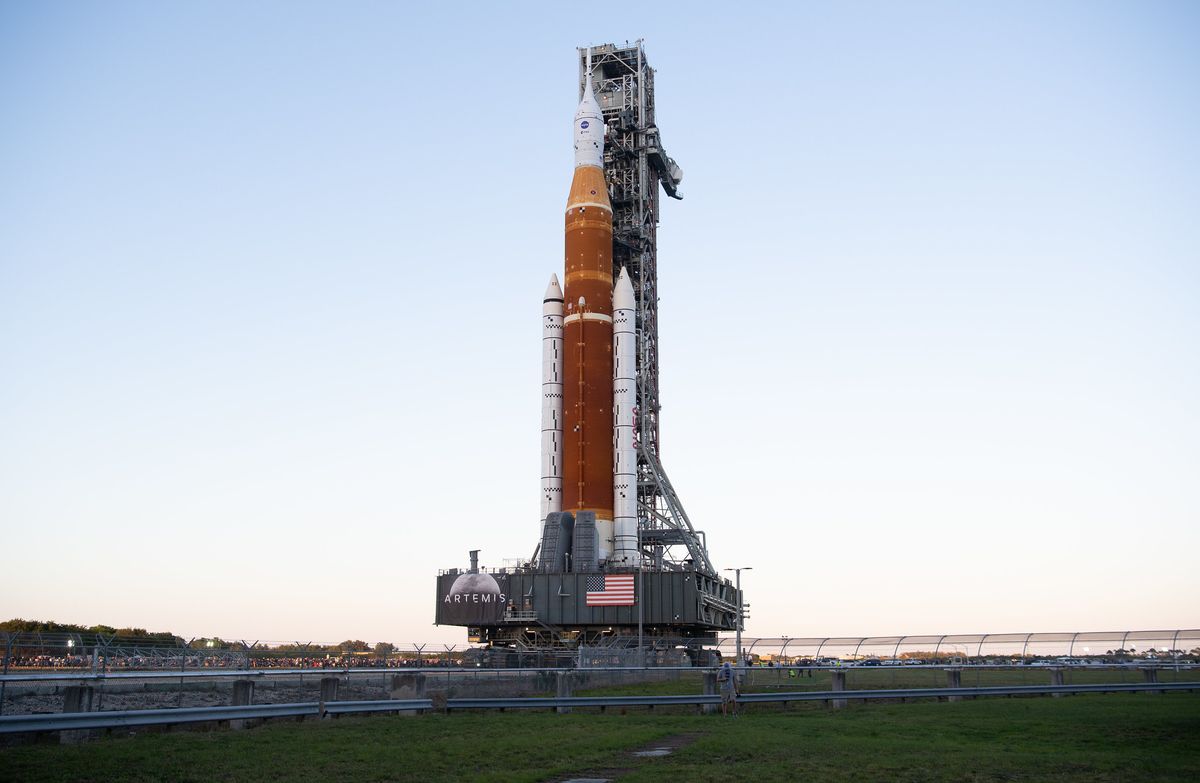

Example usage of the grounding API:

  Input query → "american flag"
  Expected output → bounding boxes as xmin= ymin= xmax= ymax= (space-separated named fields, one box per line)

xmin=585 ymin=574 xmax=636 ymax=606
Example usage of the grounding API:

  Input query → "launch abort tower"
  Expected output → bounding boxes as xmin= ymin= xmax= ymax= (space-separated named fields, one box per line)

xmin=435 ymin=42 xmax=740 ymax=662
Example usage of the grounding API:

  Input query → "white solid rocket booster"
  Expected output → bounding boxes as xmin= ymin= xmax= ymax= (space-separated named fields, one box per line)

xmin=612 ymin=267 xmax=638 ymax=565
xmin=541 ymin=275 xmax=564 ymax=530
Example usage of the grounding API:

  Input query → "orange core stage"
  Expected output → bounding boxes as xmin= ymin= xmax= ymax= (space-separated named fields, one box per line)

xmin=562 ymin=163 xmax=614 ymax=529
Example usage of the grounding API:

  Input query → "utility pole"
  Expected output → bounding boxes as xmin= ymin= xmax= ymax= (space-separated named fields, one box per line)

xmin=724 ymin=567 xmax=752 ymax=665
xmin=637 ymin=524 xmax=644 ymax=667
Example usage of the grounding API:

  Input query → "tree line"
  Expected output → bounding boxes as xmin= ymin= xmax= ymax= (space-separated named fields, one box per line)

xmin=1 ymin=618 xmax=178 ymax=644
xmin=2 ymin=621 xmax=406 ymax=656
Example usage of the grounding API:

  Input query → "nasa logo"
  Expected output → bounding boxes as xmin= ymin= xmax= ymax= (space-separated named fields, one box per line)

xmin=580 ymin=120 xmax=590 ymax=129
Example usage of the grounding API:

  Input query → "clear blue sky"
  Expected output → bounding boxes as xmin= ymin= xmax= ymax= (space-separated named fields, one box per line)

xmin=2 ymin=1 xmax=1197 ymax=645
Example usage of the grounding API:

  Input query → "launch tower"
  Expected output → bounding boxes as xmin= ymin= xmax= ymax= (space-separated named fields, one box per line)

xmin=582 ymin=42 xmax=712 ymax=575
xmin=435 ymin=42 xmax=739 ymax=665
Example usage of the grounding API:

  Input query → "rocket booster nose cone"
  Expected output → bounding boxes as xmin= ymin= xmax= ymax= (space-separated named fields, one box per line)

xmin=613 ymin=267 xmax=635 ymax=310
xmin=545 ymin=274 xmax=564 ymax=301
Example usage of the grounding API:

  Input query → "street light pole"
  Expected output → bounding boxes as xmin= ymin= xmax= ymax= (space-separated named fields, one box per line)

xmin=637 ymin=524 xmax=643 ymax=667
xmin=724 ymin=567 xmax=752 ymax=665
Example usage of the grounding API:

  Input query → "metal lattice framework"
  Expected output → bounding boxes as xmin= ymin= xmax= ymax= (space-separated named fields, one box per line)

xmin=580 ymin=42 xmax=712 ymax=575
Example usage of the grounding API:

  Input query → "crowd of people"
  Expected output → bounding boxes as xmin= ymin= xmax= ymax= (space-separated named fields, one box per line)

xmin=247 ymin=655 xmax=463 ymax=669
xmin=4 ymin=654 xmax=90 ymax=669
xmin=3 ymin=651 xmax=468 ymax=671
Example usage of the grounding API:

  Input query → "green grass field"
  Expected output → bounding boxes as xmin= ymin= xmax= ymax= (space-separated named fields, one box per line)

xmin=2 ymin=694 xmax=1197 ymax=782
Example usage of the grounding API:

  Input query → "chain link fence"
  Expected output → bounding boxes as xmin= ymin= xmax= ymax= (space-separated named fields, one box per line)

xmin=2 ymin=629 xmax=1196 ymax=718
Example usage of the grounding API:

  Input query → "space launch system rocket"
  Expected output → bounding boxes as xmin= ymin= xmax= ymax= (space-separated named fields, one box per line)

xmin=539 ymin=50 xmax=637 ymax=569
xmin=438 ymin=42 xmax=743 ymax=649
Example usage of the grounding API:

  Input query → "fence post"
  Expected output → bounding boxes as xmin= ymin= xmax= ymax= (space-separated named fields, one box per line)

xmin=945 ymin=668 xmax=962 ymax=702
xmin=1140 ymin=667 xmax=1159 ymax=694
xmin=0 ymin=634 xmax=12 ymax=716
xmin=389 ymin=673 xmax=426 ymax=716
xmin=830 ymin=670 xmax=847 ymax=709
xmin=320 ymin=677 xmax=340 ymax=716
xmin=62 ymin=685 xmax=95 ymax=713
xmin=555 ymin=672 xmax=574 ymax=714
xmin=1048 ymin=667 xmax=1065 ymax=697
xmin=230 ymin=680 xmax=255 ymax=730
xmin=233 ymin=679 xmax=255 ymax=705
xmin=61 ymin=685 xmax=95 ymax=745
xmin=701 ymin=670 xmax=718 ymax=714
xmin=177 ymin=641 xmax=189 ymax=708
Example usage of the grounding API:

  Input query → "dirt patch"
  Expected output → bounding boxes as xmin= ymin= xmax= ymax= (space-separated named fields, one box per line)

xmin=548 ymin=733 xmax=704 ymax=782
xmin=629 ymin=732 xmax=702 ymax=755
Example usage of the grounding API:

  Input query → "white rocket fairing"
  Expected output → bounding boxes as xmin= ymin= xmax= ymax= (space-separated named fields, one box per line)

xmin=612 ymin=267 xmax=638 ymax=564
xmin=540 ymin=275 xmax=564 ymax=529
xmin=574 ymin=51 xmax=605 ymax=170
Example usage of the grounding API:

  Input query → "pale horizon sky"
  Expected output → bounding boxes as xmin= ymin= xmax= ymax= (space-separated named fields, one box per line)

xmin=2 ymin=1 xmax=1197 ymax=646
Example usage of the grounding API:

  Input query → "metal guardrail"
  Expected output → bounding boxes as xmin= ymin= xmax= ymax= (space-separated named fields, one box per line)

xmin=0 ymin=703 xmax=320 ymax=734
xmin=444 ymin=681 xmax=1197 ymax=710
xmin=323 ymin=699 xmax=432 ymax=715
xmin=0 ymin=683 xmax=1193 ymax=734
xmin=446 ymin=694 xmax=723 ymax=710
xmin=0 ymin=699 xmax=434 ymax=734
xmin=739 ymin=682 xmax=1199 ymax=703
